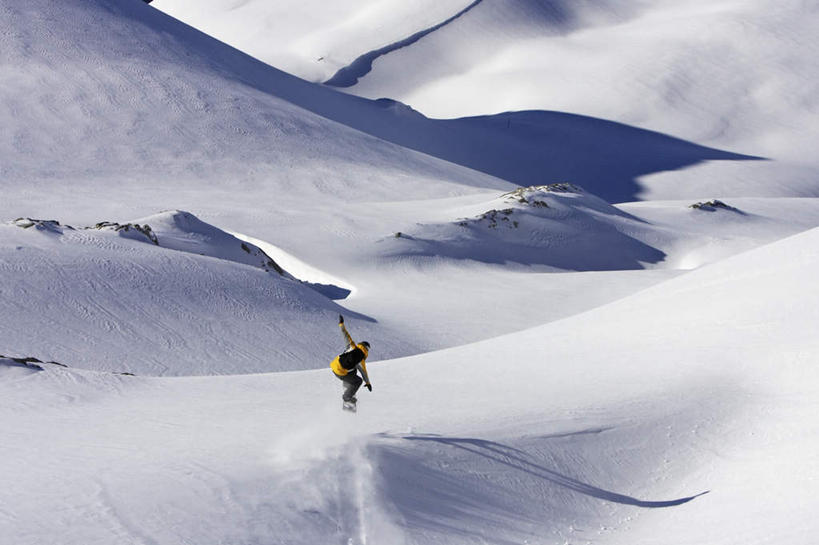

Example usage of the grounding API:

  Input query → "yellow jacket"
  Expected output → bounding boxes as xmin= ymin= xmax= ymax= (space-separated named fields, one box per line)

xmin=330 ymin=323 xmax=370 ymax=384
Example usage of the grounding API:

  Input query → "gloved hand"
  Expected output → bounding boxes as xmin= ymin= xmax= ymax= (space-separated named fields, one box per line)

xmin=365 ymin=383 xmax=372 ymax=392
xmin=338 ymin=314 xmax=344 ymax=325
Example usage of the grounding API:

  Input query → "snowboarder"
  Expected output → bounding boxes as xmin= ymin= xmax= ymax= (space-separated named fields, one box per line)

xmin=331 ymin=315 xmax=372 ymax=411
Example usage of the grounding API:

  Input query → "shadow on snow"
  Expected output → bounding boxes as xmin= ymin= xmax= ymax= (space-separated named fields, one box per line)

xmin=402 ymin=434 xmax=708 ymax=508
xmin=132 ymin=0 xmax=764 ymax=203
xmin=367 ymin=431 xmax=708 ymax=542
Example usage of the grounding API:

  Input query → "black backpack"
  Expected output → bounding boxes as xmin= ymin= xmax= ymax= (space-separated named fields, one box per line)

xmin=338 ymin=347 xmax=365 ymax=370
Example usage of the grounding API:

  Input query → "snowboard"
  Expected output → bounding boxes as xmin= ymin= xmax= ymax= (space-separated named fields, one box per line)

xmin=342 ymin=400 xmax=357 ymax=413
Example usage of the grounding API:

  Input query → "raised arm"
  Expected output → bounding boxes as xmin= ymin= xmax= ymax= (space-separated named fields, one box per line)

xmin=338 ymin=315 xmax=355 ymax=350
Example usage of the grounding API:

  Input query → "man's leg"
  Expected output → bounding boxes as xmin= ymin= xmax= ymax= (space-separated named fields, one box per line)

xmin=341 ymin=373 xmax=363 ymax=402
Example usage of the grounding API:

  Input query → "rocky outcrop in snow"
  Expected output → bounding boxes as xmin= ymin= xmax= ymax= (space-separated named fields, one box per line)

xmin=391 ymin=184 xmax=666 ymax=270
xmin=91 ymin=222 xmax=159 ymax=245
xmin=12 ymin=218 xmax=73 ymax=233
xmin=9 ymin=211 xmax=286 ymax=275
xmin=689 ymin=200 xmax=740 ymax=212
xmin=130 ymin=210 xmax=286 ymax=275
xmin=0 ymin=354 xmax=67 ymax=371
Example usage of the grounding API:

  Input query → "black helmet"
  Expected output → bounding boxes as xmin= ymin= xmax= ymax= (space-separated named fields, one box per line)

xmin=360 ymin=341 xmax=371 ymax=350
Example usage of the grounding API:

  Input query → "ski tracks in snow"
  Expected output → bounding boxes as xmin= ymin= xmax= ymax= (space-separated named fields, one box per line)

xmin=265 ymin=413 xmax=404 ymax=545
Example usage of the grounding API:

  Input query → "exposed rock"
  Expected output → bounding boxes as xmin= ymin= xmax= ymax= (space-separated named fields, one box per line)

xmin=0 ymin=354 xmax=68 ymax=370
xmin=458 ymin=208 xmax=518 ymax=229
xmin=689 ymin=200 xmax=739 ymax=212
xmin=12 ymin=218 xmax=73 ymax=233
xmin=90 ymin=221 xmax=159 ymax=244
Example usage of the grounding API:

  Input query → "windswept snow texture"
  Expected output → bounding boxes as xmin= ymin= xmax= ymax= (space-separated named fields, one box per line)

xmin=0 ymin=218 xmax=409 ymax=376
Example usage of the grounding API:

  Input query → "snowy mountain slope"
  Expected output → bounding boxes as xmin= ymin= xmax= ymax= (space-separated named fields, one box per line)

xmin=1 ymin=0 xmax=758 ymax=215
xmin=2 ymin=226 xmax=817 ymax=544
xmin=157 ymin=0 xmax=819 ymax=200
xmin=0 ymin=217 xmax=417 ymax=376
xmin=2 ymin=0 xmax=816 ymax=375
xmin=6 ymin=189 xmax=818 ymax=376
xmin=377 ymin=187 xmax=819 ymax=272
xmin=348 ymin=0 xmax=819 ymax=200
xmin=329 ymin=192 xmax=819 ymax=354
xmin=348 ymin=0 xmax=819 ymax=157
xmin=5 ymin=0 xmax=760 ymax=275
xmin=2 ymin=1 xmax=817 ymax=544
xmin=151 ymin=0 xmax=475 ymax=83
xmin=383 ymin=183 xmax=668 ymax=270
xmin=0 ymin=0 xmax=510 ymax=212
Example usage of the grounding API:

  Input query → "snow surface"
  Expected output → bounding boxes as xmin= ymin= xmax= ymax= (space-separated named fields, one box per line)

xmin=156 ymin=0 xmax=819 ymax=201
xmin=3 ymin=227 xmax=818 ymax=544
xmin=2 ymin=0 xmax=818 ymax=543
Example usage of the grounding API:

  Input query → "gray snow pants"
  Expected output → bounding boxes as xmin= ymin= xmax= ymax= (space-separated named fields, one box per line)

xmin=336 ymin=371 xmax=362 ymax=402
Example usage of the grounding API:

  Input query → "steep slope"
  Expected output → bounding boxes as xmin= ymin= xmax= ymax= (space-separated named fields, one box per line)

xmin=0 ymin=0 xmax=509 ymax=217
xmin=151 ymin=0 xmax=474 ymax=83
xmin=347 ymin=0 xmax=819 ymax=199
xmin=1 ymin=0 xmax=755 ymax=214
xmin=156 ymin=0 xmax=819 ymax=200
xmin=2 ymin=226 xmax=816 ymax=544
xmin=348 ymin=0 xmax=819 ymax=157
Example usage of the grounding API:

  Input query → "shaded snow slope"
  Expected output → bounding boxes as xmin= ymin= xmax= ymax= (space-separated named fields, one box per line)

xmin=385 ymin=183 xmax=667 ymax=270
xmin=324 ymin=0 xmax=483 ymax=88
xmin=151 ymin=0 xmax=476 ymax=83
xmin=348 ymin=0 xmax=819 ymax=200
xmin=2 ymin=226 xmax=816 ymax=544
xmin=0 ymin=220 xmax=415 ymax=376
xmin=0 ymin=0 xmax=752 ymax=209
xmin=157 ymin=0 xmax=819 ymax=200
xmin=337 ymin=194 xmax=819 ymax=352
xmin=5 ymin=194 xmax=817 ymax=376
xmin=348 ymin=0 xmax=819 ymax=159
xmin=337 ymin=106 xmax=758 ymax=204
xmin=0 ymin=0 xmax=509 ymax=212
xmin=367 ymin=187 xmax=819 ymax=273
